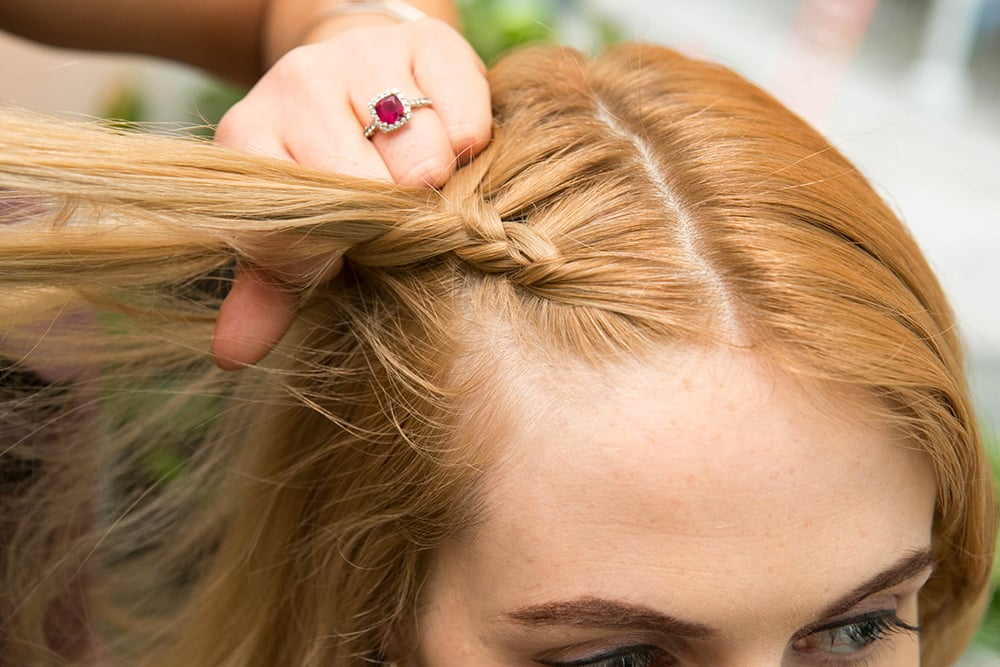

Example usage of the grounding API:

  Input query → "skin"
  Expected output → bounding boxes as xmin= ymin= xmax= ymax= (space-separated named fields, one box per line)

xmin=0 ymin=0 xmax=492 ymax=369
xmin=409 ymin=346 xmax=937 ymax=666
xmin=213 ymin=15 xmax=489 ymax=369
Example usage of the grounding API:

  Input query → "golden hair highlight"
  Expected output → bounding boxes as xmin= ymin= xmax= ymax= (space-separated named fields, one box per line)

xmin=0 ymin=43 xmax=993 ymax=666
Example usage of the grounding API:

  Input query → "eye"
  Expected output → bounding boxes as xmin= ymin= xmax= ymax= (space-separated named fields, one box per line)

xmin=538 ymin=645 xmax=674 ymax=667
xmin=793 ymin=611 xmax=919 ymax=660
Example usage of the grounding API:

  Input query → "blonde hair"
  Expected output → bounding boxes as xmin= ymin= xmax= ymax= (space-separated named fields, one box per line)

xmin=0 ymin=43 xmax=994 ymax=666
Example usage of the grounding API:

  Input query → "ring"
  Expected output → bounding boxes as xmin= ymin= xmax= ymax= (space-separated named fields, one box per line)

xmin=363 ymin=88 xmax=432 ymax=138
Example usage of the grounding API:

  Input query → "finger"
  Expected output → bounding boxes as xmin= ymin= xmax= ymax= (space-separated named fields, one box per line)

xmin=341 ymin=28 xmax=456 ymax=188
xmin=411 ymin=23 xmax=492 ymax=164
xmin=214 ymin=109 xmax=299 ymax=370
xmin=219 ymin=52 xmax=393 ymax=181
xmin=215 ymin=100 xmax=293 ymax=162
xmin=212 ymin=267 xmax=297 ymax=370
xmin=354 ymin=83 xmax=456 ymax=187
xmin=284 ymin=96 xmax=392 ymax=180
xmin=214 ymin=60 xmax=385 ymax=369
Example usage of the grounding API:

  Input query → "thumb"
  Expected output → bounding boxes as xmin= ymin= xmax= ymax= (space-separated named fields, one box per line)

xmin=212 ymin=266 xmax=298 ymax=370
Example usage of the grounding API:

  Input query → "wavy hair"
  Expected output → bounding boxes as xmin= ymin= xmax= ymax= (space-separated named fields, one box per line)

xmin=0 ymin=43 xmax=994 ymax=666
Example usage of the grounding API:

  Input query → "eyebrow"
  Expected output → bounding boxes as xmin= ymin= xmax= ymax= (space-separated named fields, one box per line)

xmin=813 ymin=547 xmax=936 ymax=621
xmin=506 ymin=597 xmax=716 ymax=639
xmin=504 ymin=548 xmax=935 ymax=639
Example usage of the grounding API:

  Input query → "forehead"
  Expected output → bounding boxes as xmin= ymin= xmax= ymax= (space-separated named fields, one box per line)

xmin=444 ymin=345 xmax=935 ymax=630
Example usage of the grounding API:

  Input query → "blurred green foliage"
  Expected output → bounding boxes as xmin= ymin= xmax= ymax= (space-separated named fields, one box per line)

xmin=100 ymin=84 xmax=148 ymax=128
xmin=458 ymin=0 xmax=558 ymax=64
xmin=458 ymin=0 xmax=622 ymax=64
xmin=187 ymin=80 xmax=247 ymax=136
xmin=974 ymin=427 xmax=1000 ymax=651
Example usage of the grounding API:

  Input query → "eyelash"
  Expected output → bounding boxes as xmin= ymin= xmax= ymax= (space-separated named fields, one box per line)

xmin=796 ymin=611 xmax=919 ymax=665
xmin=537 ymin=612 xmax=918 ymax=667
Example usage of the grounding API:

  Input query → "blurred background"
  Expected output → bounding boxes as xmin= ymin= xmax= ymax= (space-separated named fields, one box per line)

xmin=0 ymin=0 xmax=997 ymax=661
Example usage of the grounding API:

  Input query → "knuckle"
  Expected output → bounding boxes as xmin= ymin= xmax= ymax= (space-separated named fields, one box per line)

xmin=214 ymin=102 xmax=249 ymax=145
xmin=328 ymin=28 xmax=368 ymax=52
xmin=413 ymin=16 xmax=451 ymax=35
xmin=272 ymin=46 xmax=314 ymax=83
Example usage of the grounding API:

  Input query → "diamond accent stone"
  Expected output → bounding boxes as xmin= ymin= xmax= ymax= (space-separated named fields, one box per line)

xmin=364 ymin=88 xmax=430 ymax=138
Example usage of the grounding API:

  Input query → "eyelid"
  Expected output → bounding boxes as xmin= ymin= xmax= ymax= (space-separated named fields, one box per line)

xmin=793 ymin=562 xmax=934 ymax=640
xmin=536 ymin=643 xmax=658 ymax=667
xmin=533 ymin=633 xmax=674 ymax=667
xmin=793 ymin=609 xmax=919 ymax=641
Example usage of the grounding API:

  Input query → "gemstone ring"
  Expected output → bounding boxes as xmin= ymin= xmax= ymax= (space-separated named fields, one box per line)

xmin=363 ymin=88 xmax=432 ymax=138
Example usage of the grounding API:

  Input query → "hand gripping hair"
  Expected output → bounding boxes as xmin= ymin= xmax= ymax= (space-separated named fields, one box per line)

xmin=0 ymin=44 xmax=994 ymax=666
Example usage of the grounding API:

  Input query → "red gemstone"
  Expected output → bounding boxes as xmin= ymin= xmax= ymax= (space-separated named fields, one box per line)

xmin=374 ymin=94 xmax=406 ymax=125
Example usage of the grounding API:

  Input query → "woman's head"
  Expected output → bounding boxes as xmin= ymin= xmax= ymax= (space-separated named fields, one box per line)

xmin=0 ymin=44 xmax=993 ymax=666
xmin=339 ymin=43 xmax=989 ymax=664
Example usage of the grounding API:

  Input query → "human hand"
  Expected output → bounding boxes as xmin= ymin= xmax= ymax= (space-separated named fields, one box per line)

xmin=211 ymin=17 xmax=490 ymax=369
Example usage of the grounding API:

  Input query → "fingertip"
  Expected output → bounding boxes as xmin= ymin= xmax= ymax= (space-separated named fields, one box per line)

xmin=211 ymin=345 xmax=251 ymax=372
